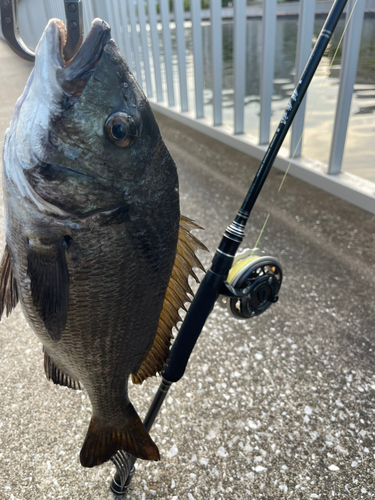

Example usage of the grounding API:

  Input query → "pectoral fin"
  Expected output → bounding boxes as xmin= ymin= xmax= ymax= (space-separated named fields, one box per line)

xmin=27 ymin=239 xmax=69 ymax=341
xmin=0 ymin=245 xmax=18 ymax=320
xmin=132 ymin=216 xmax=208 ymax=385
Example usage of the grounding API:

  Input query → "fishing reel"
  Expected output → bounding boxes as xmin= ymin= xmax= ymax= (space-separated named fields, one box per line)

xmin=218 ymin=249 xmax=282 ymax=319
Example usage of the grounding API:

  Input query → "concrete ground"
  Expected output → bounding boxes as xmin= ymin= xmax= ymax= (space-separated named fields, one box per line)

xmin=0 ymin=38 xmax=374 ymax=500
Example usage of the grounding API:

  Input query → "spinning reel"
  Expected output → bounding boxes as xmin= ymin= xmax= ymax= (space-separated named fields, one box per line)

xmin=219 ymin=249 xmax=282 ymax=319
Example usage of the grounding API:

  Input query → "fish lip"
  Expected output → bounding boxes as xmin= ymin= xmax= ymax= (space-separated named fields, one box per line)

xmin=55 ymin=18 xmax=111 ymax=96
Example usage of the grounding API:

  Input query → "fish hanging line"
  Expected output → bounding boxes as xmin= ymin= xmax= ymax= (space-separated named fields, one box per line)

xmin=251 ymin=0 xmax=360 ymax=255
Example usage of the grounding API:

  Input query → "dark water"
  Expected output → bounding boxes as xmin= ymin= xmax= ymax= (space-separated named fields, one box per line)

xmin=156 ymin=17 xmax=375 ymax=182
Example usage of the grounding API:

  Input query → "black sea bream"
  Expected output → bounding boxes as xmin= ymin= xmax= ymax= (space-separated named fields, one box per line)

xmin=0 ymin=18 xmax=205 ymax=467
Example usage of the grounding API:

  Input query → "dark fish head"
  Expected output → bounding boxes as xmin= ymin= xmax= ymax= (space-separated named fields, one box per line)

xmin=4 ymin=18 xmax=177 ymax=218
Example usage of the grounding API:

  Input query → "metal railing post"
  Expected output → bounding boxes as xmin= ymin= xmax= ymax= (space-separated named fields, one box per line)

xmin=25 ymin=0 xmax=48 ymax=48
xmin=138 ymin=0 xmax=153 ymax=97
xmin=190 ymin=0 xmax=204 ymax=118
xmin=118 ymin=0 xmax=134 ymax=73
xmin=173 ymin=0 xmax=188 ymax=112
xmin=107 ymin=1 xmax=122 ymax=59
xmin=82 ymin=0 xmax=95 ymax=34
xmin=147 ymin=0 xmax=163 ymax=102
xmin=160 ymin=0 xmax=175 ymax=107
xmin=234 ymin=0 xmax=246 ymax=134
xmin=259 ymin=0 xmax=277 ymax=145
xmin=328 ymin=0 xmax=365 ymax=174
xmin=211 ymin=0 xmax=222 ymax=126
xmin=43 ymin=0 xmax=65 ymax=23
xmin=127 ymin=0 xmax=144 ymax=89
xmin=290 ymin=0 xmax=315 ymax=158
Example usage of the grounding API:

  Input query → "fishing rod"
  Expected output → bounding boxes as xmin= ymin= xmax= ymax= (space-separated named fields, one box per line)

xmin=110 ymin=0 xmax=349 ymax=493
xmin=1 ymin=0 xmax=349 ymax=494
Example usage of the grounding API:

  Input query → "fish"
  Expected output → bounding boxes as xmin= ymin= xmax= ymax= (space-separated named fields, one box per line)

xmin=0 ymin=18 xmax=206 ymax=468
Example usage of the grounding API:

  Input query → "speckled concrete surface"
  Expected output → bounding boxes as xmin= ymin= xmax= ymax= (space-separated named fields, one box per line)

xmin=0 ymin=38 xmax=374 ymax=499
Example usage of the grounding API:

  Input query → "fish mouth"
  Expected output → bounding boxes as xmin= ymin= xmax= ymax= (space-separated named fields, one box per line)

xmin=55 ymin=18 xmax=111 ymax=97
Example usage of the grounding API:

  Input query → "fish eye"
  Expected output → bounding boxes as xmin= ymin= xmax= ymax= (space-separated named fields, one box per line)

xmin=105 ymin=112 xmax=138 ymax=148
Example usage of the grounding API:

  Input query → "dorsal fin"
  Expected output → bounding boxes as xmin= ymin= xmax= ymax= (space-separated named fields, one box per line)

xmin=131 ymin=216 xmax=208 ymax=385
xmin=0 ymin=245 xmax=18 ymax=320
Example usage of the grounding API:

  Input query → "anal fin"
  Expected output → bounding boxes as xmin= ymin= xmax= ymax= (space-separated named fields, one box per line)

xmin=0 ymin=245 xmax=18 ymax=320
xmin=80 ymin=403 xmax=159 ymax=467
xmin=132 ymin=216 xmax=208 ymax=385
xmin=43 ymin=348 xmax=81 ymax=390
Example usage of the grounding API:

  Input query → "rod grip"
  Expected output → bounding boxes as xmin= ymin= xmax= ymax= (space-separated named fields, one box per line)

xmin=163 ymin=252 xmax=233 ymax=383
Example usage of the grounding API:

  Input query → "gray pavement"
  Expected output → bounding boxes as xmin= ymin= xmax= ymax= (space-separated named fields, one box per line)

xmin=0 ymin=38 xmax=374 ymax=500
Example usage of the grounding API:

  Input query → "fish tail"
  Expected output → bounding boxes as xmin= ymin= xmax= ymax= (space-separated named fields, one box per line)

xmin=80 ymin=403 xmax=160 ymax=467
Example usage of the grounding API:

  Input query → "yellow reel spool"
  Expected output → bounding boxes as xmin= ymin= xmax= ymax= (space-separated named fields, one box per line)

xmin=220 ymin=249 xmax=283 ymax=319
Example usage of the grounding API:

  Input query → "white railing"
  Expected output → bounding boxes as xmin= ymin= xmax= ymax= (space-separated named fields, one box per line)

xmin=1 ymin=0 xmax=375 ymax=213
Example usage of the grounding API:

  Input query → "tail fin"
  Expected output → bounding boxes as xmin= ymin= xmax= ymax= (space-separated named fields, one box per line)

xmin=80 ymin=403 xmax=159 ymax=467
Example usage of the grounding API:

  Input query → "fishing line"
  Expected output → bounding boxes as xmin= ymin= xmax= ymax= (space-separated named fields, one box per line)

xmin=250 ymin=213 xmax=270 ymax=257
xmin=251 ymin=0 xmax=359 ymax=249
xmin=278 ymin=0 xmax=359 ymax=193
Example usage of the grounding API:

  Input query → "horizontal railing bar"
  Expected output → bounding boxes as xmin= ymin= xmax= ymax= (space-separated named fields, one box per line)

xmin=145 ymin=0 xmax=375 ymax=23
